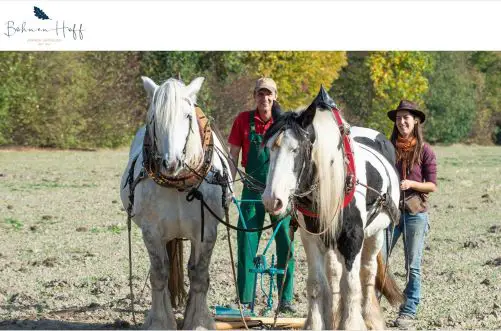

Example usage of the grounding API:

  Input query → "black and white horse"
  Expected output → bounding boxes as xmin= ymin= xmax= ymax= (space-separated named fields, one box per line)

xmin=262 ymin=88 xmax=403 ymax=330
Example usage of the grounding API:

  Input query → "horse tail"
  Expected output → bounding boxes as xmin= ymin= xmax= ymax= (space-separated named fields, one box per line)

xmin=167 ymin=239 xmax=186 ymax=308
xmin=375 ymin=251 xmax=405 ymax=307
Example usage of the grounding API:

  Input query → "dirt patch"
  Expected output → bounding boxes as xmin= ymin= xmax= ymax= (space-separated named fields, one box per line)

xmin=488 ymin=225 xmax=501 ymax=233
xmin=484 ymin=257 xmax=501 ymax=267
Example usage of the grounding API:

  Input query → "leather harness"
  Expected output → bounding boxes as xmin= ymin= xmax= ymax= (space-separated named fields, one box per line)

xmin=142 ymin=106 xmax=214 ymax=191
xmin=295 ymin=106 xmax=357 ymax=218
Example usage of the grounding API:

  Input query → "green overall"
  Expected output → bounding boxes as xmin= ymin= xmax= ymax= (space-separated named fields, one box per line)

xmin=237 ymin=111 xmax=295 ymax=304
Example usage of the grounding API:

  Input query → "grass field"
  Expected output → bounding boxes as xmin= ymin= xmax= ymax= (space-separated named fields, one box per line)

xmin=1 ymin=145 xmax=500 ymax=329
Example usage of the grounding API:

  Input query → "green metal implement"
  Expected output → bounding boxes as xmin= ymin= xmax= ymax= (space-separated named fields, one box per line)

xmin=214 ymin=196 xmax=286 ymax=317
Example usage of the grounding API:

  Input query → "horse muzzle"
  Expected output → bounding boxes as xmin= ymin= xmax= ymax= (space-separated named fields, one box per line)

xmin=262 ymin=193 xmax=286 ymax=216
xmin=162 ymin=158 xmax=183 ymax=175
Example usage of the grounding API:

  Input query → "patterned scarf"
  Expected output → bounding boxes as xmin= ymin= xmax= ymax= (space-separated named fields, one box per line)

xmin=396 ymin=136 xmax=417 ymax=179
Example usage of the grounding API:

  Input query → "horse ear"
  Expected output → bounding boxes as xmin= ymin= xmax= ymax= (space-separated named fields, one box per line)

xmin=186 ymin=77 xmax=205 ymax=102
xmin=299 ymin=102 xmax=316 ymax=128
xmin=142 ymin=76 xmax=158 ymax=100
xmin=312 ymin=85 xmax=337 ymax=111
xmin=298 ymin=85 xmax=337 ymax=128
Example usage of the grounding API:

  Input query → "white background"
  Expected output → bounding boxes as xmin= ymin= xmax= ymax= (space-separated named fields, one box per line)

xmin=0 ymin=0 xmax=500 ymax=51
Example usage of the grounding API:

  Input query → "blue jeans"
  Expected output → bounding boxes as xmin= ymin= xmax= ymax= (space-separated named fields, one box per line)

xmin=385 ymin=212 xmax=429 ymax=317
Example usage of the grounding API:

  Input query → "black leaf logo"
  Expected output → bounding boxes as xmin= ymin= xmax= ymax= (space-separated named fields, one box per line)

xmin=33 ymin=6 xmax=50 ymax=20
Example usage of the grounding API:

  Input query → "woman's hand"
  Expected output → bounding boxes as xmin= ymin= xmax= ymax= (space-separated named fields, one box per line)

xmin=401 ymin=180 xmax=437 ymax=193
xmin=400 ymin=180 xmax=414 ymax=191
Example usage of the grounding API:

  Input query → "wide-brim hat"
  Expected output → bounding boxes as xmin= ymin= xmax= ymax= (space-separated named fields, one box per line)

xmin=254 ymin=77 xmax=277 ymax=96
xmin=387 ymin=100 xmax=426 ymax=123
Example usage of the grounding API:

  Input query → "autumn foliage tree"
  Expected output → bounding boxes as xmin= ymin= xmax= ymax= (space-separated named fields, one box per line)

xmin=367 ymin=51 xmax=433 ymax=134
xmin=246 ymin=52 xmax=347 ymax=110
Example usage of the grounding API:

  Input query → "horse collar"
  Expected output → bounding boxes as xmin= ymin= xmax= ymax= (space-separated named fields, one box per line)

xmin=143 ymin=106 xmax=214 ymax=191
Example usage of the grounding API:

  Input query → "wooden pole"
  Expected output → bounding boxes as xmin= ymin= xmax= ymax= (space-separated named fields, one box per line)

xmin=215 ymin=317 xmax=305 ymax=330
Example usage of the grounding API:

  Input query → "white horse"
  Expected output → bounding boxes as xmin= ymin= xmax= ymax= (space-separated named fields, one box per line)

xmin=262 ymin=87 xmax=403 ymax=330
xmin=120 ymin=76 xmax=232 ymax=330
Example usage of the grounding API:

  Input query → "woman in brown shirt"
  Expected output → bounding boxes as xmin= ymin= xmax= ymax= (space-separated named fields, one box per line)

xmin=386 ymin=100 xmax=438 ymax=328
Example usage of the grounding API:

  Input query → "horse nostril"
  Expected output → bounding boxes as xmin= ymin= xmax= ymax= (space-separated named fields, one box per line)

xmin=275 ymin=199 xmax=283 ymax=211
xmin=162 ymin=159 xmax=177 ymax=172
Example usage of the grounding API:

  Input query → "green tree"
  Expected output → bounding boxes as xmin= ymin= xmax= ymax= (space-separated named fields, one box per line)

xmin=78 ymin=52 xmax=144 ymax=148
xmin=424 ymin=52 xmax=477 ymax=144
xmin=139 ymin=51 xmax=251 ymax=134
xmin=139 ymin=52 xmax=248 ymax=112
xmin=0 ymin=52 xmax=144 ymax=148
xmin=0 ymin=53 xmax=41 ymax=145
xmin=470 ymin=51 xmax=501 ymax=144
xmin=329 ymin=52 xmax=373 ymax=126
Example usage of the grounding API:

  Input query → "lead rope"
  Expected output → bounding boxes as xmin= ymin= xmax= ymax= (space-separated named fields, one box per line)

xmin=402 ymin=190 xmax=410 ymax=286
xmin=127 ymin=210 xmax=136 ymax=326
xmin=402 ymin=169 xmax=410 ymax=287
xmin=272 ymin=224 xmax=295 ymax=329
xmin=125 ymin=158 xmax=142 ymax=326
xmin=125 ymin=155 xmax=147 ymax=327
xmin=225 ymin=206 xmax=250 ymax=330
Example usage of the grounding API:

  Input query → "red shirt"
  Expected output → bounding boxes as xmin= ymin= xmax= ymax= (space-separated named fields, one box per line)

xmin=228 ymin=110 xmax=274 ymax=167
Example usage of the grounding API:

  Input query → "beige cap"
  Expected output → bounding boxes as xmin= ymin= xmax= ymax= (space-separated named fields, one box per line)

xmin=254 ymin=77 xmax=277 ymax=95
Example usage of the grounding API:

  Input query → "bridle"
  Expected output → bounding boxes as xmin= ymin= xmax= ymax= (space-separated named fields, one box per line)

xmin=142 ymin=104 xmax=214 ymax=191
xmin=275 ymin=106 xmax=356 ymax=219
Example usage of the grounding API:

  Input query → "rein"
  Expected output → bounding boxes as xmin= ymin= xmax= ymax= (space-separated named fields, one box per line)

xmin=124 ymin=155 xmax=147 ymax=326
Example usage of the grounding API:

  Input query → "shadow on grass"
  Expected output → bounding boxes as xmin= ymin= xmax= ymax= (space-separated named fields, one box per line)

xmin=0 ymin=302 xmax=148 ymax=330
xmin=0 ymin=318 xmax=136 ymax=330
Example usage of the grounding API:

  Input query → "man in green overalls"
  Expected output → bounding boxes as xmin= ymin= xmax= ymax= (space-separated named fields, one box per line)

xmin=228 ymin=78 xmax=295 ymax=313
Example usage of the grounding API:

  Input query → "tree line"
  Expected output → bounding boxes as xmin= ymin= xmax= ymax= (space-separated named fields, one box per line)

xmin=0 ymin=51 xmax=500 ymax=148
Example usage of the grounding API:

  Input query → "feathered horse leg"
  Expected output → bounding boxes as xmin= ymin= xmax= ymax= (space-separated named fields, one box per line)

xmin=142 ymin=225 xmax=177 ymax=330
xmin=360 ymin=232 xmax=385 ymax=330
xmin=301 ymin=230 xmax=332 ymax=330
xmin=325 ymin=248 xmax=343 ymax=330
xmin=182 ymin=238 xmax=216 ymax=330
xmin=338 ymin=247 xmax=366 ymax=330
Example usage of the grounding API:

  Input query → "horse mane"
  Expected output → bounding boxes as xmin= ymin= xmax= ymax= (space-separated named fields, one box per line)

xmin=147 ymin=78 xmax=186 ymax=140
xmin=312 ymin=110 xmax=345 ymax=238
xmin=264 ymin=108 xmax=346 ymax=238
xmin=147 ymin=78 xmax=203 ymax=165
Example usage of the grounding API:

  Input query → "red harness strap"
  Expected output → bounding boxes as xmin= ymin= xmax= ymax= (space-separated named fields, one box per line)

xmin=331 ymin=107 xmax=356 ymax=208
xmin=296 ymin=204 xmax=319 ymax=218
xmin=295 ymin=107 xmax=356 ymax=218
